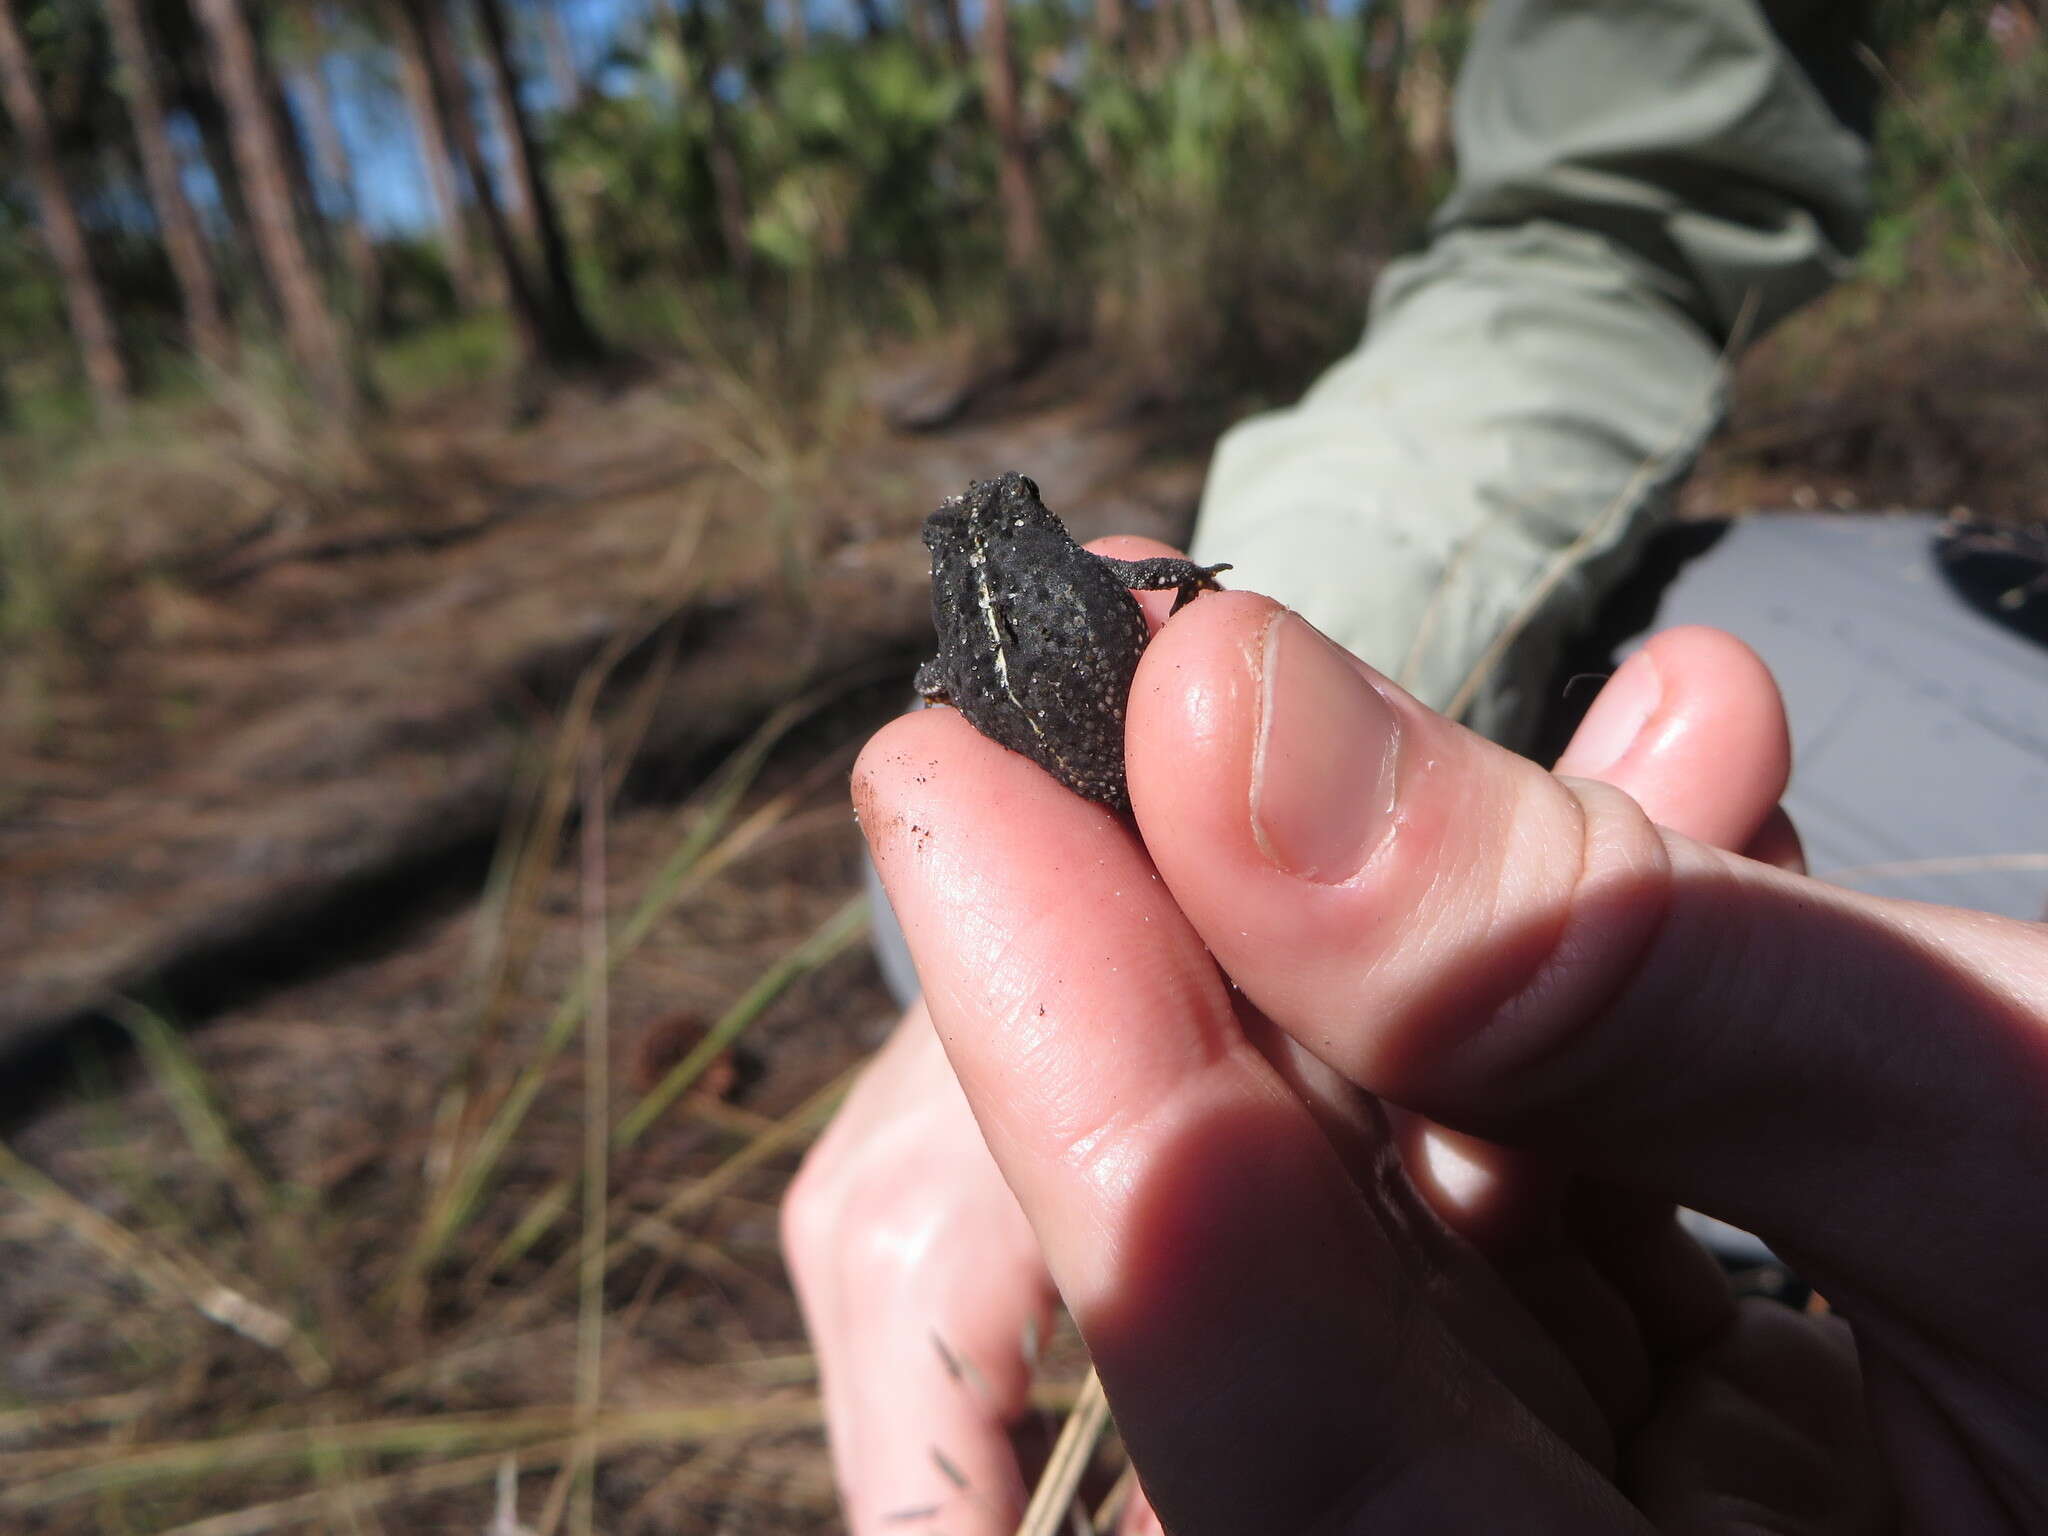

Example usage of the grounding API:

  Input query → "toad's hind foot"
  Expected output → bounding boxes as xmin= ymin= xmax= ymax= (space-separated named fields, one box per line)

xmin=1168 ymin=562 xmax=1231 ymax=614
xmin=1095 ymin=555 xmax=1233 ymax=614
xmin=914 ymin=659 xmax=952 ymax=704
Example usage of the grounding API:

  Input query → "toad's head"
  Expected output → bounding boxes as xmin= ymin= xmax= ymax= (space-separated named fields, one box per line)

xmin=922 ymin=472 xmax=1052 ymax=556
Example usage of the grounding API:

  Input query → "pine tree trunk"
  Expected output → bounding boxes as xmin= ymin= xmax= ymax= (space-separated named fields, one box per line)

xmin=467 ymin=0 xmax=603 ymax=363
xmin=104 ymin=0 xmax=236 ymax=371
xmin=193 ymin=0 xmax=356 ymax=415
xmin=978 ymin=0 xmax=1044 ymax=275
xmin=0 ymin=0 xmax=130 ymax=414
xmin=1209 ymin=0 xmax=1245 ymax=50
xmin=933 ymin=0 xmax=966 ymax=64
xmin=1179 ymin=0 xmax=1216 ymax=48
xmin=1398 ymin=0 xmax=1451 ymax=177
xmin=163 ymin=24 xmax=275 ymax=321
xmin=391 ymin=9 xmax=480 ymax=307
xmin=474 ymin=23 xmax=537 ymax=241
xmin=267 ymin=60 xmax=313 ymax=217
xmin=779 ymin=0 xmax=806 ymax=52
xmin=538 ymin=0 xmax=581 ymax=106
xmin=1094 ymin=0 xmax=1126 ymax=57
xmin=1364 ymin=0 xmax=1401 ymax=130
xmin=293 ymin=0 xmax=383 ymax=325
xmin=253 ymin=25 xmax=336 ymax=285
xmin=726 ymin=0 xmax=776 ymax=89
xmin=183 ymin=81 xmax=266 ymax=300
xmin=1150 ymin=0 xmax=1186 ymax=68
xmin=668 ymin=0 xmax=752 ymax=281
xmin=399 ymin=0 xmax=550 ymax=368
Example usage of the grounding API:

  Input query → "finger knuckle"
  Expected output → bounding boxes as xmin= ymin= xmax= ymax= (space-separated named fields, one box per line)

xmin=778 ymin=1154 xmax=843 ymax=1278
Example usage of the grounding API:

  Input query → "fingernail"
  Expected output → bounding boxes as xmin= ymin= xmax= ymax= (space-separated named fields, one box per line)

xmin=1562 ymin=650 xmax=1663 ymax=777
xmin=1252 ymin=612 xmax=1400 ymax=882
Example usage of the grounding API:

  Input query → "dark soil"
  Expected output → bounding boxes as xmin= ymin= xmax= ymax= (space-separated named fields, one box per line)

xmin=1688 ymin=286 xmax=2048 ymax=523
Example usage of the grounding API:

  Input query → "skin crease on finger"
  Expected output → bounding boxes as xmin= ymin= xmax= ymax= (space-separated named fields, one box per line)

xmin=1388 ymin=631 xmax=1799 ymax=1442
xmin=1397 ymin=627 xmax=1793 ymax=1243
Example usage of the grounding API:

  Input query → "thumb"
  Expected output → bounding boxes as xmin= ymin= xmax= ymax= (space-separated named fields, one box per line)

xmin=1129 ymin=593 xmax=2048 ymax=1335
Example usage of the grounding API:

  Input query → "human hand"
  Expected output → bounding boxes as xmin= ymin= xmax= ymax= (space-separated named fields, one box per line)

xmin=845 ymin=578 xmax=2048 ymax=1531
xmin=783 ymin=994 xmax=1055 ymax=1530
xmin=790 ymin=533 xmax=1891 ymax=1532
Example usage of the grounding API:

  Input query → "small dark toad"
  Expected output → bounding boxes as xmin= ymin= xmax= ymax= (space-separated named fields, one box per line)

xmin=915 ymin=472 xmax=1230 ymax=811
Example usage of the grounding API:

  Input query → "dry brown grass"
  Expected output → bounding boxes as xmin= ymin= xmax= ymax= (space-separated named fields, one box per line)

xmin=0 ymin=689 xmax=888 ymax=1530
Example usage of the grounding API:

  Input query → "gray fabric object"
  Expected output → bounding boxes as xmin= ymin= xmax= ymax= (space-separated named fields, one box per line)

xmin=1618 ymin=514 xmax=2048 ymax=922
xmin=864 ymin=847 xmax=923 ymax=1013
xmin=1191 ymin=0 xmax=1872 ymax=749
